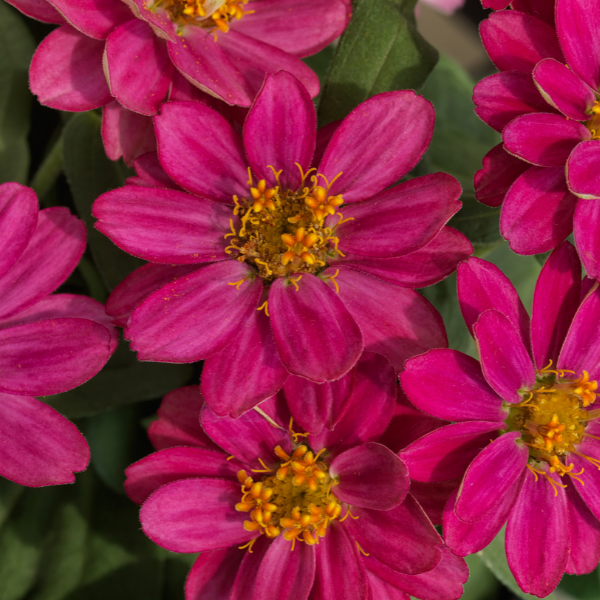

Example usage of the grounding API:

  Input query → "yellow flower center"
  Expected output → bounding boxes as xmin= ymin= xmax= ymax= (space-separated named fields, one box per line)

xmin=506 ymin=360 xmax=600 ymax=493
xmin=235 ymin=441 xmax=345 ymax=551
xmin=585 ymin=101 xmax=600 ymax=140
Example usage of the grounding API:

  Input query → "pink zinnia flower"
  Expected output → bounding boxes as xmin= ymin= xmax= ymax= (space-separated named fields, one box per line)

xmin=125 ymin=352 xmax=468 ymax=600
xmin=400 ymin=241 xmax=600 ymax=597
xmin=9 ymin=0 xmax=349 ymax=164
xmin=93 ymin=72 xmax=471 ymax=421
xmin=0 ymin=183 xmax=117 ymax=487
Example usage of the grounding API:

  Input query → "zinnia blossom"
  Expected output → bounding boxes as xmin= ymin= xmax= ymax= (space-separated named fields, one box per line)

xmin=125 ymin=352 xmax=468 ymax=600
xmin=94 ymin=71 xmax=471 ymax=421
xmin=8 ymin=0 xmax=349 ymax=164
xmin=400 ymin=241 xmax=600 ymax=597
xmin=0 ymin=183 xmax=117 ymax=487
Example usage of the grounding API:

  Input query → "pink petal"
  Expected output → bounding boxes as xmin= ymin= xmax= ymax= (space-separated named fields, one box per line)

xmin=140 ymin=478 xmax=257 ymax=552
xmin=231 ymin=0 xmax=351 ymax=58
xmin=253 ymin=535 xmax=315 ymax=600
xmin=344 ymin=495 xmax=442 ymax=575
xmin=556 ymin=0 xmax=600 ymax=91
xmin=504 ymin=113 xmax=590 ymax=167
xmin=401 ymin=349 xmax=507 ymax=422
xmin=480 ymin=11 xmax=564 ymax=73
xmin=313 ymin=120 xmax=341 ymax=168
xmin=327 ymin=267 xmax=447 ymax=372
xmin=0 ymin=318 xmax=111 ymax=396
xmin=30 ymin=25 xmax=112 ymax=111
xmin=201 ymin=307 xmax=288 ymax=418
xmin=94 ymin=186 xmax=231 ymax=264
xmin=482 ymin=0 xmax=510 ymax=7
xmin=473 ymin=310 xmax=536 ymax=403
xmin=408 ymin=479 xmax=458 ymax=527
xmin=5 ymin=0 xmax=65 ymax=23
xmin=243 ymin=71 xmax=315 ymax=191
xmin=474 ymin=143 xmax=530 ymax=208
xmin=228 ymin=536 xmax=271 ymax=600
xmin=336 ymin=173 xmax=462 ymax=258
xmin=106 ymin=263 xmax=200 ymax=328
xmin=216 ymin=29 xmax=320 ymax=99
xmin=0 ymin=393 xmax=89 ymax=486
xmin=501 ymin=165 xmax=578 ymax=255
xmin=308 ymin=352 xmax=396 ymax=456
xmin=455 ymin=431 xmax=528 ymax=523
xmin=532 ymin=241 xmax=581 ymax=369
xmin=124 ymin=447 xmax=240 ymax=505
xmin=443 ymin=474 xmax=525 ymax=556
xmin=570 ymin=443 xmax=600 ymax=521
xmin=511 ymin=0 xmax=555 ymax=25
xmin=269 ymin=273 xmax=362 ymax=382
xmin=574 ymin=198 xmax=600 ymax=279
xmin=567 ymin=140 xmax=600 ymax=200
xmin=363 ymin=571 xmax=410 ymax=600
xmin=534 ymin=58 xmax=596 ymax=121
xmin=399 ymin=421 xmax=501 ymax=483
xmin=47 ymin=0 xmax=131 ymax=39
xmin=104 ymin=19 xmax=172 ymax=116
xmin=310 ymin=521 xmax=368 ymax=600
xmin=127 ymin=261 xmax=262 ymax=362
xmin=130 ymin=152 xmax=182 ymax=191
xmin=148 ymin=386 xmax=219 ymax=451
xmin=474 ymin=71 xmax=555 ymax=133
xmin=201 ymin=403 xmax=291 ymax=467
xmin=185 ymin=547 xmax=244 ymax=600
xmin=0 ymin=183 xmax=38 ymax=281
xmin=126 ymin=0 xmax=176 ymax=42
xmin=102 ymin=100 xmax=156 ymax=166
xmin=0 ymin=207 xmax=86 ymax=320
xmin=330 ymin=442 xmax=408 ymax=510
xmin=283 ymin=368 xmax=354 ymax=435
xmin=458 ymin=257 xmax=530 ymax=348
xmin=332 ymin=226 xmax=472 ymax=288
xmin=319 ymin=91 xmax=435 ymax=203
xmin=506 ymin=467 xmax=569 ymax=596
xmin=154 ymin=101 xmax=248 ymax=202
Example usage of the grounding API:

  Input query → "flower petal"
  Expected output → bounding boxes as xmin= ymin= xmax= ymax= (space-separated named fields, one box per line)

xmin=93 ymin=185 xmax=231 ymax=264
xmin=130 ymin=152 xmax=182 ymax=190
xmin=330 ymin=442 xmax=408 ymax=510
xmin=534 ymin=58 xmax=596 ymax=121
xmin=127 ymin=261 xmax=262 ymax=362
xmin=243 ymin=71 xmax=315 ymax=191
xmin=455 ymin=431 xmax=528 ymax=523
xmin=401 ymin=349 xmax=507 ymax=422
xmin=269 ymin=273 xmax=362 ymax=383
xmin=124 ymin=447 xmax=240 ymax=505
xmin=473 ymin=310 xmax=536 ymax=403
xmin=201 ymin=307 xmax=288 ymax=418
xmin=0 ymin=394 xmax=89 ymax=486
xmin=30 ymin=25 xmax=112 ymax=111
xmin=140 ymin=478 xmax=257 ymax=552
xmin=566 ymin=140 xmax=600 ymax=200
xmin=344 ymin=495 xmax=442 ymax=575
xmin=185 ymin=547 xmax=245 ymax=600
xmin=335 ymin=173 xmax=462 ymax=258
xmin=201 ymin=404 xmax=291 ymax=468
xmin=319 ymin=91 xmax=434 ymax=203
xmin=408 ymin=479 xmax=459 ymax=527
xmin=501 ymin=165 xmax=578 ymax=255
xmin=104 ymin=19 xmax=172 ymax=116
xmin=575 ymin=199 xmax=600 ymax=281
xmin=326 ymin=267 xmax=447 ymax=372
xmin=228 ymin=536 xmax=271 ymax=600
xmin=5 ymin=0 xmax=64 ymax=23
xmin=569 ymin=443 xmax=600 ymax=521
xmin=511 ymin=0 xmax=555 ymax=25
xmin=480 ymin=11 xmax=564 ymax=73
xmin=399 ymin=422 xmax=501 ymax=483
xmin=506 ymin=467 xmax=569 ymax=596
xmin=47 ymin=0 xmax=131 ymax=39
xmin=154 ymin=101 xmax=248 ymax=203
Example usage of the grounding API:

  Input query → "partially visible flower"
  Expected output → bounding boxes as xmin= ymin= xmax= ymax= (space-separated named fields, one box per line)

xmin=8 ymin=0 xmax=349 ymax=164
xmin=95 ymin=72 xmax=470 ymax=422
xmin=0 ymin=183 xmax=117 ymax=487
xmin=125 ymin=352 xmax=468 ymax=600
xmin=400 ymin=241 xmax=600 ymax=597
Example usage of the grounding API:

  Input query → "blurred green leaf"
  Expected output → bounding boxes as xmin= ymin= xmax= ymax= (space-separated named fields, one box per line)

xmin=558 ymin=571 xmax=599 ymax=600
xmin=318 ymin=0 xmax=438 ymax=125
xmin=0 ymin=2 xmax=34 ymax=184
xmin=459 ymin=554 xmax=499 ymax=600
xmin=62 ymin=111 xmax=144 ymax=291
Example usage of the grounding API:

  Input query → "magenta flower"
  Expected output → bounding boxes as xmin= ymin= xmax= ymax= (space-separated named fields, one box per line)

xmin=125 ymin=352 xmax=468 ymax=600
xmin=0 ymin=183 xmax=117 ymax=487
xmin=8 ymin=0 xmax=348 ymax=164
xmin=400 ymin=241 xmax=600 ymax=597
xmin=93 ymin=72 xmax=470 ymax=421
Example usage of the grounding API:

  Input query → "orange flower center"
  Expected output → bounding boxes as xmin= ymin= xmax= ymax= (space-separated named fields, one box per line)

xmin=585 ymin=101 xmax=600 ymax=140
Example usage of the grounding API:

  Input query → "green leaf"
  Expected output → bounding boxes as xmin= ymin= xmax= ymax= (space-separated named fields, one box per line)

xmin=62 ymin=111 xmax=144 ymax=291
xmin=0 ymin=3 xmax=34 ymax=184
xmin=459 ymin=554 xmax=499 ymax=600
xmin=318 ymin=0 xmax=438 ymax=125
